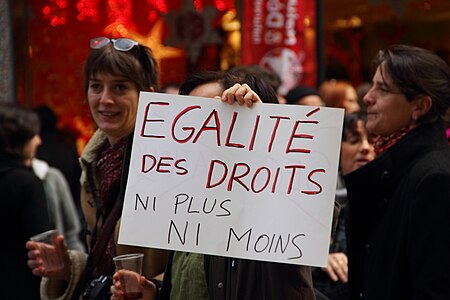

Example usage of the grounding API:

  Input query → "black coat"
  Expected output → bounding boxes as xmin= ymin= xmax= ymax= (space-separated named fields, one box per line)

xmin=344 ymin=120 xmax=450 ymax=300
xmin=0 ymin=155 xmax=51 ymax=300
xmin=204 ymin=256 xmax=316 ymax=300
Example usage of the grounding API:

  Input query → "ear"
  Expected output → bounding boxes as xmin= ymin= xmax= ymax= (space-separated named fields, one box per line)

xmin=412 ymin=95 xmax=432 ymax=119
xmin=149 ymin=87 xmax=155 ymax=92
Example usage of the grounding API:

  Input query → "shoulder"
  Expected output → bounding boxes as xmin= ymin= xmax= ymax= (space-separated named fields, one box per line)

xmin=4 ymin=166 xmax=41 ymax=186
xmin=409 ymin=145 xmax=450 ymax=178
xmin=80 ymin=129 xmax=108 ymax=164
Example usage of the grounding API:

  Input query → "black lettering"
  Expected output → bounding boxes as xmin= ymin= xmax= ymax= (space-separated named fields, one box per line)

xmin=226 ymin=227 xmax=252 ymax=251
xmin=167 ymin=220 xmax=188 ymax=245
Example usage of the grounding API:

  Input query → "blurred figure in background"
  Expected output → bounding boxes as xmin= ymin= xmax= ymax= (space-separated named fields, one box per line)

xmin=356 ymin=82 xmax=371 ymax=113
xmin=445 ymin=107 xmax=450 ymax=143
xmin=160 ymin=82 xmax=181 ymax=95
xmin=319 ymin=80 xmax=360 ymax=114
xmin=27 ymin=156 xmax=85 ymax=252
xmin=231 ymin=64 xmax=284 ymax=104
xmin=285 ymin=85 xmax=324 ymax=107
xmin=34 ymin=105 xmax=82 ymax=216
xmin=0 ymin=104 xmax=51 ymax=300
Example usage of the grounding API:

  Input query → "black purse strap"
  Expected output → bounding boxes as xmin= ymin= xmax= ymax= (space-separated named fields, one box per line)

xmin=73 ymin=133 xmax=133 ymax=299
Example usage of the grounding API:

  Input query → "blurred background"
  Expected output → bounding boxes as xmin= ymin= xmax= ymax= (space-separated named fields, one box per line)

xmin=1 ymin=0 xmax=449 ymax=152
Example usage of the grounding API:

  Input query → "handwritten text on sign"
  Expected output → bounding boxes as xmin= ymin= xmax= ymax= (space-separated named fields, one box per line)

xmin=118 ymin=92 xmax=344 ymax=267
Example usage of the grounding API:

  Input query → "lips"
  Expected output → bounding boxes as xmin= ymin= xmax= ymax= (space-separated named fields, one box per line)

xmin=355 ymin=158 xmax=370 ymax=167
xmin=99 ymin=111 xmax=119 ymax=117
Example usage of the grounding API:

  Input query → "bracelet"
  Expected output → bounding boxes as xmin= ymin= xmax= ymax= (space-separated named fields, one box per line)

xmin=149 ymin=278 xmax=162 ymax=300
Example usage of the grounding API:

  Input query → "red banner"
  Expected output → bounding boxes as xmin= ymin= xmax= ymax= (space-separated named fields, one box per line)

xmin=242 ymin=0 xmax=317 ymax=95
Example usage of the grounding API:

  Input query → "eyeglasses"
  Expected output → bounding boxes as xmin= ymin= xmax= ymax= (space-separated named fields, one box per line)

xmin=90 ymin=37 xmax=139 ymax=52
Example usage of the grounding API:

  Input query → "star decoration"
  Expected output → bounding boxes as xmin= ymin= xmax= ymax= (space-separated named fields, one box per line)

xmin=163 ymin=2 xmax=222 ymax=64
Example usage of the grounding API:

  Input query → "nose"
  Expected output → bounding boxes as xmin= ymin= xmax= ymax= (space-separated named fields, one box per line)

xmin=359 ymin=138 xmax=372 ymax=155
xmin=99 ymin=87 xmax=114 ymax=105
xmin=363 ymin=86 xmax=375 ymax=106
xmin=36 ymin=135 xmax=42 ymax=146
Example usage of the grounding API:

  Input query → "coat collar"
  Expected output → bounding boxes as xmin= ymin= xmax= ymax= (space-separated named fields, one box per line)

xmin=80 ymin=129 xmax=109 ymax=166
xmin=345 ymin=120 xmax=448 ymax=189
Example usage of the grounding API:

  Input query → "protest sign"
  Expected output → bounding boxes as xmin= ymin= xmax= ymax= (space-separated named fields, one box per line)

xmin=118 ymin=92 xmax=344 ymax=267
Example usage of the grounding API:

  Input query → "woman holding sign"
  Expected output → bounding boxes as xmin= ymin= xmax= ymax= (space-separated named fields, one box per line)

xmin=345 ymin=45 xmax=450 ymax=299
xmin=26 ymin=37 xmax=168 ymax=299
xmin=110 ymin=69 xmax=331 ymax=300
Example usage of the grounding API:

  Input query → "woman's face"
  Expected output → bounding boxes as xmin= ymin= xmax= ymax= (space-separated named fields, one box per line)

xmin=363 ymin=64 xmax=418 ymax=137
xmin=340 ymin=120 xmax=375 ymax=175
xmin=23 ymin=134 xmax=41 ymax=161
xmin=342 ymin=86 xmax=360 ymax=114
xmin=87 ymin=73 xmax=139 ymax=144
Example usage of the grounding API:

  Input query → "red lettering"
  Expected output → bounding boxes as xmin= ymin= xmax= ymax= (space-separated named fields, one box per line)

xmin=228 ymin=163 xmax=250 ymax=191
xmin=193 ymin=109 xmax=221 ymax=145
xmin=251 ymin=167 xmax=271 ymax=193
xmin=206 ymin=160 xmax=228 ymax=188
xmin=175 ymin=159 xmax=188 ymax=175
xmin=271 ymin=167 xmax=281 ymax=193
xmin=302 ymin=169 xmax=325 ymax=195
xmin=285 ymin=165 xmax=306 ymax=194
xmin=225 ymin=112 xmax=244 ymax=148
xmin=172 ymin=105 xmax=201 ymax=143
xmin=141 ymin=155 xmax=157 ymax=173
xmin=268 ymin=116 xmax=290 ymax=152
xmin=249 ymin=115 xmax=260 ymax=151
xmin=286 ymin=121 xmax=313 ymax=154
xmin=156 ymin=157 xmax=173 ymax=173
xmin=141 ymin=155 xmax=188 ymax=175
xmin=306 ymin=107 xmax=320 ymax=117
xmin=140 ymin=102 xmax=169 ymax=138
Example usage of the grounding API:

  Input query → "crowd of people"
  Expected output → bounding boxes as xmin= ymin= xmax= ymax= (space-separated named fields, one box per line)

xmin=0 ymin=36 xmax=449 ymax=300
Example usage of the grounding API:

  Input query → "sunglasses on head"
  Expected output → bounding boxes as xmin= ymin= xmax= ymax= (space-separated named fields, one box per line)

xmin=90 ymin=37 xmax=139 ymax=51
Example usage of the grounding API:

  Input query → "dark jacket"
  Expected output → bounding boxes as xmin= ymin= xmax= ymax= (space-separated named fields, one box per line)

xmin=203 ymin=201 xmax=341 ymax=300
xmin=0 ymin=155 xmax=51 ymax=300
xmin=344 ymin=120 xmax=450 ymax=300
xmin=205 ymin=256 xmax=316 ymax=300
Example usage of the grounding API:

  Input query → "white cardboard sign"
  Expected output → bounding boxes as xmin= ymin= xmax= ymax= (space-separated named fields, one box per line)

xmin=118 ymin=92 xmax=344 ymax=267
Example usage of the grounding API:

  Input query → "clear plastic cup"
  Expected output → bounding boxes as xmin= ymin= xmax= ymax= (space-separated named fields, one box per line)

xmin=30 ymin=229 xmax=63 ymax=272
xmin=113 ymin=253 xmax=144 ymax=299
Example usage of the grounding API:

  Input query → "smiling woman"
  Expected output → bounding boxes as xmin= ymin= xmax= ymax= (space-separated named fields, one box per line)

xmin=26 ymin=38 xmax=168 ymax=300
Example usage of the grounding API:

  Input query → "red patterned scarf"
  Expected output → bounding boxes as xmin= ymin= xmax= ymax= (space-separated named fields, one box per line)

xmin=373 ymin=124 xmax=416 ymax=155
xmin=95 ymin=137 xmax=127 ymax=275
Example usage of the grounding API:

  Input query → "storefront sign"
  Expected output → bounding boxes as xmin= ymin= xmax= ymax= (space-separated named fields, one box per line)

xmin=242 ymin=0 xmax=317 ymax=94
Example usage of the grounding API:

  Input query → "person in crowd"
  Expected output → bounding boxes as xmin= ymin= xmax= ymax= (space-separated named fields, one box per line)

xmin=319 ymin=80 xmax=360 ymax=114
xmin=35 ymin=105 xmax=82 ymax=213
xmin=26 ymin=156 xmax=86 ymax=252
xmin=0 ymin=104 xmax=52 ymax=300
xmin=285 ymin=85 xmax=325 ymax=107
xmin=230 ymin=64 xmax=284 ymax=104
xmin=313 ymin=112 xmax=375 ymax=300
xmin=26 ymin=37 xmax=168 ymax=299
xmin=356 ymin=82 xmax=371 ymax=113
xmin=111 ymin=70 xmax=331 ymax=300
xmin=344 ymin=44 xmax=450 ymax=299
xmin=160 ymin=82 xmax=182 ymax=95
xmin=444 ymin=107 xmax=450 ymax=143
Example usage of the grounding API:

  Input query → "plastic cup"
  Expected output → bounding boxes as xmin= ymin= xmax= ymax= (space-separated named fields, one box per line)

xmin=113 ymin=253 xmax=144 ymax=299
xmin=30 ymin=229 xmax=63 ymax=272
